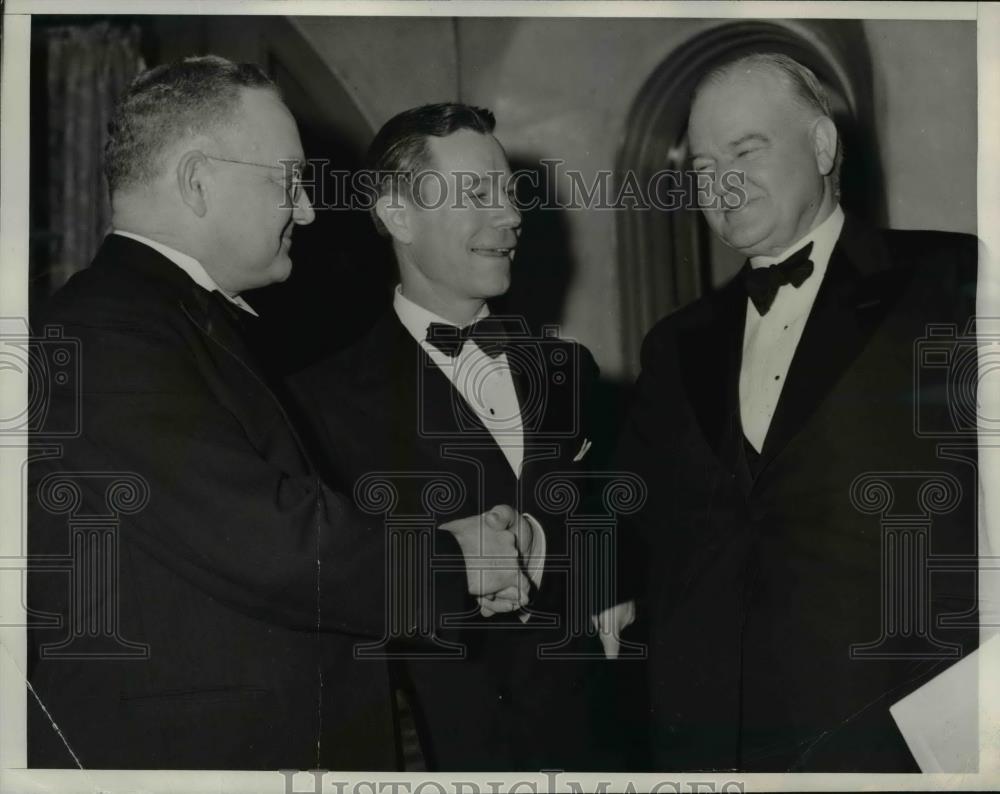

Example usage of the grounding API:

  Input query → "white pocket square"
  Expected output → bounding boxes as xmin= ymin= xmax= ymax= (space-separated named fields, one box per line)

xmin=572 ymin=438 xmax=592 ymax=463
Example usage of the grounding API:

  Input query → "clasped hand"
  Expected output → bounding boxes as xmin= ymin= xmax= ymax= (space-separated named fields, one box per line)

xmin=439 ymin=504 xmax=534 ymax=617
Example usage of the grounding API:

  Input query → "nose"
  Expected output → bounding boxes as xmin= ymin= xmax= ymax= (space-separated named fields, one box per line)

xmin=293 ymin=188 xmax=315 ymax=226
xmin=710 ymin=168 xmax=730 ymax=200
xmin=713 ymin=160 xmax=747 ymax=210
xmin=495 ymin=191 xmax=521 ymax=230
xmin=700 ymin=168 xmax=736 ymax=212
xmin=707 ymin=171 xmax=721 ymax=200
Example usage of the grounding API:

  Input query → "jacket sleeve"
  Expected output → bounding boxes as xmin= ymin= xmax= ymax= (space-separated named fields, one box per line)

xmin=29 ymin=314 xmax=420 ymax=638
xmin=284 ymin=358 xmax=473 ymax=627
xmin=527 ymin=342 xmax=614 ymax=616
xmin=601 ymin=321 xmax=682 ymax=605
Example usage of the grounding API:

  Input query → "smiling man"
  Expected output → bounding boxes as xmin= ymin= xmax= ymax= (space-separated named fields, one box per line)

xmin=385 ymin=124 xmax=520 ymax=324
xmin=614 ymin=53 xmax=979 ymax=771
xmin=27 ymin=62 xmax=532 ymax=771
xmin=288 ymin=103 xmax=615 ymax=770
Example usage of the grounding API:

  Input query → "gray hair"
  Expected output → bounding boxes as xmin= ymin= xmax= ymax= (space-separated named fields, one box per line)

xmin=104 ymin=55 xmax=276 ymax=193
xmin=694 ymin=52 xmax=843 ymax=197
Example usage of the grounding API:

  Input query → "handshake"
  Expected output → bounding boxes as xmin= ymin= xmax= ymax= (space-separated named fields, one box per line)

xmin=440 ymin=504 xmax=636 ymax=656
xmin=439 ymin=504 xmax=537 ymax=617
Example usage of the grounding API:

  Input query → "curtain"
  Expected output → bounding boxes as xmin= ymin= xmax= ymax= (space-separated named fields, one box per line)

xmin=36 ymin=22 xmax=143 ymax=294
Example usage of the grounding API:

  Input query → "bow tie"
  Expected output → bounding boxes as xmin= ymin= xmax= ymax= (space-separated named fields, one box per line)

xmin=742 ymin=241 xmax=815 ymax=316
xmin=425 ymin=317 xmax=509 ymax=358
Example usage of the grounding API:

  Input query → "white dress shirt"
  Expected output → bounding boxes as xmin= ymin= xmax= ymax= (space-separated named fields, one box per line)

xmin=392 ymin=286 xmax=545 ymax=595
xmin=113 ymin=230 xmax=258 ymax=316
xmin=740 ymin=206 xmax=845 ymax=452
xmin=393 ymin=286 xmax=525 ymax=476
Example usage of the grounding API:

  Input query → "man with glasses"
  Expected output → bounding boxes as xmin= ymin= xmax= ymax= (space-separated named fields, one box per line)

xmin=27 ymin=56 xmax=533 ymax=771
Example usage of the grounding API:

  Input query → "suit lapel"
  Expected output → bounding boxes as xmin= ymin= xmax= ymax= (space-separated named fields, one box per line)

xmin=496 ymin=320 xmax=575 ymax=477
xmin=505 ymin=324 xmax=535 ymax=434
xmin=677 ymin=276 xmax=747 ymax=469
xmin=510 ymin=334 xmax=578 ymax=477
xmin=367 ymin=312 xmax=561 ymax=484
xmin=96 ymin=235 xmax=270 ymax=384
xmin=372 ymin=314 xmax=512 ymax=477
xmin=506 ymin=336 xmax=550 ymax=441
xmin=758 ymin=215 xmax=902 ymax=469
xmin=182 ymin=288 xmax=258 ymax=370
xmin=94 ymin=235 xmax=313 ymax=465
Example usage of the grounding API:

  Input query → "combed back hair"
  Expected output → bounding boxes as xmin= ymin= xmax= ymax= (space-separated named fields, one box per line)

xmin=364 ymin=102 xmax=497 ymax=236
xmin=694 ymin=52 xmax=843 ymax=197
xmin=104 ymin=55 xmax=277 ymax=194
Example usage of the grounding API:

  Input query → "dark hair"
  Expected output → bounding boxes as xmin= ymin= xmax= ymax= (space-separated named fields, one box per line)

xmin=693 ymin=52 xmax=843 ymax=196
xmin=364 ymin=102 xmax=497 ymax=235
xmin=104 ymin=55 xmax=277 ymax=193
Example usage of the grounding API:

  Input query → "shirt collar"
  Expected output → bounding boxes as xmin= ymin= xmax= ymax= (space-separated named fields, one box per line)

xmin=748 ymin=204 xmax=845 ymax=273
xmin=112 ymin=230 xmax=259 ymax=316
xmin=392 ymin=284 xmax=490 ymax=346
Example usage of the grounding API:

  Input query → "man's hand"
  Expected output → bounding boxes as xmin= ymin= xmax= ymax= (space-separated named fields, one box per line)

xmin=440 ymin=505 xmax=533 ymax=616
xmin=591 ymin=599 xmax=636 ymax=659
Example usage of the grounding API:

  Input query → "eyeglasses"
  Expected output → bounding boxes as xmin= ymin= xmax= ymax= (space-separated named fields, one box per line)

xmin=204 ymin=154 xmax=305 ymax=207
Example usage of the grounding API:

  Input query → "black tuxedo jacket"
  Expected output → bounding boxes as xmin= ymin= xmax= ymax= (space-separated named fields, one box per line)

xmin=616 ymin=216 xmax=979 ymax=771
xmin=26 ymin=235 xmax=440 ymax=770
xmin=288 ymin=309 xmax=606 ymax=770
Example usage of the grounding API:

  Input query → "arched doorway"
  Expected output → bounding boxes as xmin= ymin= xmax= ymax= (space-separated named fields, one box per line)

xmin=616 ymin=20 xmax=885 ymax=374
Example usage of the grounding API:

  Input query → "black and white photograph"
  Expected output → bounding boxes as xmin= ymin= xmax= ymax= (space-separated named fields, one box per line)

xmin=1 ymin=1 xmax=998 ymax=791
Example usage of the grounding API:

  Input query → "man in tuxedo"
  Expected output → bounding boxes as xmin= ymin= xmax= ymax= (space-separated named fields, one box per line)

xmin=288 ymin=103 xmax=635 ymax=770
xmin=27 ymin=57 xmax=533 ymax=771
xmin=617 ymin=53 xmax=979 ymax=771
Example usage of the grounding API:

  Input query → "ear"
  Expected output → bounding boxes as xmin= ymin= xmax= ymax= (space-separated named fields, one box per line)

xmin=812 ymin=116 xmax=839 ymax=178
xmin=375 ymin=193 xmax=413 ymax=245
xmin=176 ymin=150 xmax=209 ymax=217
